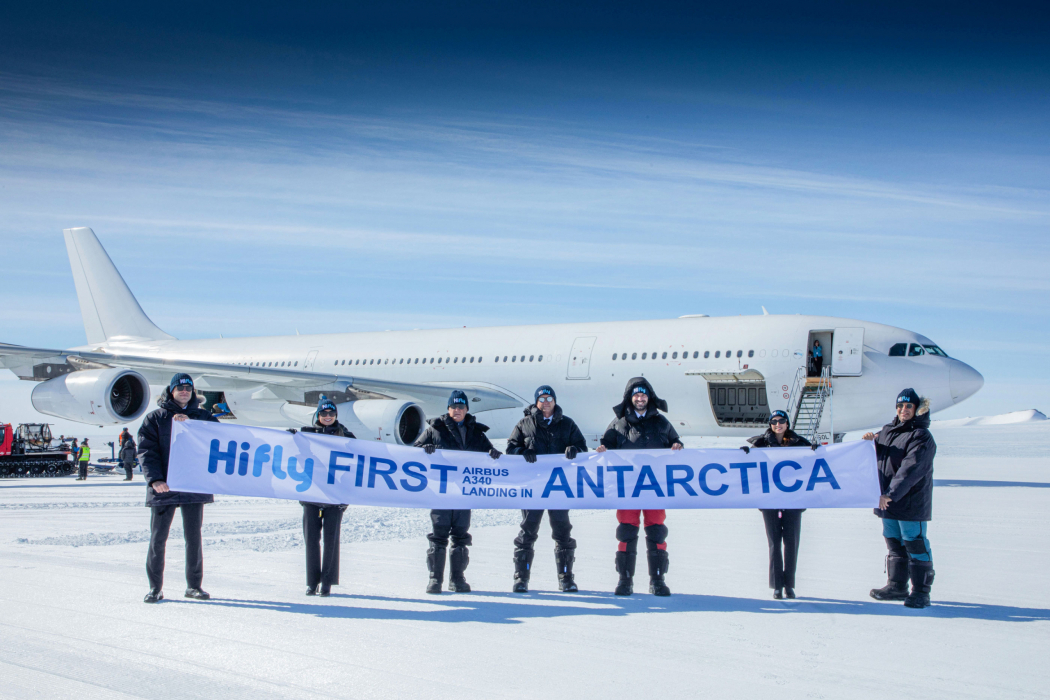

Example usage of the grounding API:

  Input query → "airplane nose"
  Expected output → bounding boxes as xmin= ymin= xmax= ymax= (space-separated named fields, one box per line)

xmin=949 ymin=360 xmax=984 ymax=404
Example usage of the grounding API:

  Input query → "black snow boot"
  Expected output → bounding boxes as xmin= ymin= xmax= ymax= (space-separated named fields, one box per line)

xmin=647 ymin=550 xmax=671 ymax=597
xmin=184 ymin=587 xmax=210 ymax=600
xmin=614 ymin=551 xmax=635 ymax=596
xmin=426 ymin=546 xmax=446 ymax=594
xmin=319 ymin=583 xmax=331 ymax=597
xmin=555 ymin=548 xmax=578 ymax=592
xmin=306 ymin=585 xmax=318 ymax=596
xmin=143 ymin=589 xmax=163 ymax=604
xmin=904 ymin=560 xmax=935 ymax=609
xmin=870 ymin=555 xmax=910 ymax=601
xmin=512 ymin=549 xmax=533 ymax=593
xmin=448 ymin=546 xmax=471 ymax=593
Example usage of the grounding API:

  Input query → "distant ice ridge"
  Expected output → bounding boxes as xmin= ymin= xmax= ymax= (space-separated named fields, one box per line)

xmin=932 ymin=409 xmax=1047 ymax=428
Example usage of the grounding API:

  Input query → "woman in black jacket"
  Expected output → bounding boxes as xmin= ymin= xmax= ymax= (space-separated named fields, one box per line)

xmin=744 ymin=409 xmax=813 ymax=600
xmin=299 ymin=396 xmax=355 ymax=596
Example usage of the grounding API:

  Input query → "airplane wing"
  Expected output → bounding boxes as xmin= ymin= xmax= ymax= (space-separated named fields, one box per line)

xmin=0 ymin=343 xmax=525 ymax=416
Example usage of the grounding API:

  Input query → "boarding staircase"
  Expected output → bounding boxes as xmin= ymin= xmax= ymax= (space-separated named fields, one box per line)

xmin=787 ymin=366 xmax=833 ymax=444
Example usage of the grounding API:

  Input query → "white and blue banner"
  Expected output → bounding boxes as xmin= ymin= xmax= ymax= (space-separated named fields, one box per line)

xmin=168 ymin=421 xmax=880 ymax=509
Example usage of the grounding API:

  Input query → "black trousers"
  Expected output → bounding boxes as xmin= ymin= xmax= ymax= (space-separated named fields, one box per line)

xmin=78 ymin=461 xmax=88 ymax=479
xmin=761 ymin=509 xmax=802 ymax=589
xmin=514 ymin=510 xmax=575 ymax=552
xmin=813 ymin=356 xmax=823 ymax=376
xmin=428 ymin=509 xmax=472 ymax=549
xmin=147 ymin=503 xmax=204 ymax=591
xmin=303 ymin=504 xmax=344 ymax=587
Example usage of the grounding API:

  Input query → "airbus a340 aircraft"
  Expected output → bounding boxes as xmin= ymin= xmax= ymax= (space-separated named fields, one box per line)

xmin=0 ymin=228 xmax=983 ymax=445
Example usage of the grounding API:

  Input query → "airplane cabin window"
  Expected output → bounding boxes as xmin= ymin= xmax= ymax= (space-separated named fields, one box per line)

xmin=662 ymin=352 xmax=667 ymax=359
xmin=529 ymin=355 xmax=534 ymax=362
xmin=923 ymin=345 xmax=949 ymax=357
xmin=469 ymin=357 xmax=474 ymax=363
xmin=294 ymin=362 xmax=298 ymax=366
xmin=701 ymin=351 xmax=707 ymax=358
xmin=454 ymin=357 xmax=458 ymax=363
xmin=503 ymin=356 xmax=508 ymax=362
xmin=909 ymin=343 xmax=925 ymax=356
xmin=672 ymin=352 xmax=678 ymax=359
xmin=736 ymin=350 xmax=743 ymax=358
xmin=748 ymin=350 xmax=754 ymax=358
xmin=536 ymin=355 xmax=540 ymax=362
xmin=631 ymin=352 xmax=637 ymax=360
xmin=888 ymin=343 xmax=907 ymax=356
xmin=512 ymin=356 xmax=516 ymax=362
xmin=612 ymin=354 xmax=617 ymax=360
xmin=641 ymin=353 xmax=647 ymax=359
xmin=461 ymin=357 xmax=466 ymax=363
xmin=334 ymin=360 xmax=338 ymax=366
xmin=715 ymin=351 xmax=720 ymax=358
xmin=651 ymin=351 xmax=656 ymax=359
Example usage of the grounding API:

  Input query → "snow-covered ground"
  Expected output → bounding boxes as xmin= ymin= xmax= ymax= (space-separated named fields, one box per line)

xmin=1 ymin=419 xmax=1048 ymax=699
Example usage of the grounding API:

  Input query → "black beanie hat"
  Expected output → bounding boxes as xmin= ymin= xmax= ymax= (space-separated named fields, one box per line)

xmin=448 ymin=390 xmax=469 ymax=409
xmin=896 ymin=388 xmax=920 ymax=406
xmin=534 ymin=385 xmax=556 ymax=402
xmin=769 ymin=409 xmax=789 ymax=425
xmin=169 ymin=373 xmax=194 ymax=392
xmin=317 ymin=396 xmax=337 ymax=414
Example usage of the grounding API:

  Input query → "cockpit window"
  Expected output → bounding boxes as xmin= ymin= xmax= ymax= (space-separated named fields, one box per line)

xmin=923 ymin=345 xmax=949 ymax=358
xmin=889 ymin=343 xmax=907 ymax=356
xmin=908 ymin=343 xmax=925 ymax=356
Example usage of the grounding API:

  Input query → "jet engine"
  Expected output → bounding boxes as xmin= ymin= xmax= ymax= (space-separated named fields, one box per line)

xmin=31 ymin=369 xmax=150 ymax=425
xmin=338 ymin=400 xmax=426 ymax=445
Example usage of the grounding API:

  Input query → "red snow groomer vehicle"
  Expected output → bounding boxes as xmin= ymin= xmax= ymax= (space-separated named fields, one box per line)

xmin=0 ymin=422 xmax=76 ymax=478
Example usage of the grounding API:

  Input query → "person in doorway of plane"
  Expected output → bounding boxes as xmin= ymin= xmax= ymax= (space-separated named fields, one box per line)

xmin=864 ymin=388 xmax=937 ymax=609
xmin=505 ymin=385 xmax=589 ymax=593
xmin=741 ymin=409 xmax=818 ymax=599
xmin=298 ymin=396 xmax=355 ymax=597
xmin=138 ymin=373 xmax=220 ymax=604
xmin=811 ymin=340 xmax=824 ymax=376
xmin=596 ymin=378 xmax=683 ymax=597
xmin=415 ymin=390 xmax=502 ymax=594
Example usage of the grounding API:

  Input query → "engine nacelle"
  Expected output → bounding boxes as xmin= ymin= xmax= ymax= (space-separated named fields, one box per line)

xmin=31 ymin=369 xmax=151 ymax=425
xmin=337 ymin=400 xmax=426 ymax=445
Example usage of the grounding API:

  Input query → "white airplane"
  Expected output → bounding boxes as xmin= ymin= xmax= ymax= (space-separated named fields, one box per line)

xmin=1 ymin=228 xmax=983 ymax=445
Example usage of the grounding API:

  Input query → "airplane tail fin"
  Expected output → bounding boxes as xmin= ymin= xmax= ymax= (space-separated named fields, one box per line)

xmin=63 ymin=227 xmax=175 ymax=344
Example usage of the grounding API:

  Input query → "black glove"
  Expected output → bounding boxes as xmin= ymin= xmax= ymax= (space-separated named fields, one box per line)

xmin=286 ymin=428 xmax=298 ymax=434
xmin=423 ymin=444 xmax=436 ymax=455
xmin=523 ymin=450 xmax=537 ymax=464
xmin=565 ymin=446 xmax=578 ymax=460
xmin=489 ymin=448 xmax=502 ymax=460
xmin=739 ymin=445 xmax=750 ymax=454
xmin=811 ymin=443 xmax=820 ymax=451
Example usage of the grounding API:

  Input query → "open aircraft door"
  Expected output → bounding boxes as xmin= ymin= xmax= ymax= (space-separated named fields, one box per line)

xmin=832 ymin=328 xmax=864 ymax=376
xmin=566 ymin=337 xmax=596 ymax=379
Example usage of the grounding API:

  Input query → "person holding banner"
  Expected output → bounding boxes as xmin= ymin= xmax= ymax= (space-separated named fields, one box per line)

xmin=595 ymin=378 xmax=683 ymax=597
xmin=864 ymin=388 xmax=937 ymax=609
xmin=505 ymin=385 xmax=588 ymax=593
xmin=138 ymin=374 xmax=219 ymax=604
xmin=416 ymin=390 xmax=502 ymax=594
xmin=744 ymin=409 xmax=815 ymax=600
xmin=298 ymin=397 xmax=356 ymax=597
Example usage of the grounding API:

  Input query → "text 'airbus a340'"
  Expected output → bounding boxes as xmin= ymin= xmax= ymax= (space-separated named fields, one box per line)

xmin=0 ymin=228 xmax=983 ymax=445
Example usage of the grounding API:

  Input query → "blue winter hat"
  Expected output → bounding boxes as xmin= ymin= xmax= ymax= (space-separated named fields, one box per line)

xmin=896 ymin=388 xmax=920 ymax=406
xmin=169 ymin=373 xmax=194 ymax=392
xmin=769 ymin=409 xmax=789 ymax=424
xmin=534 ymin=385 xmax=556 ymax=402
xmin=448 ymin=390 xmax=469 ymax=408
xmin=317 ymin=396 xmax=337 ymax=414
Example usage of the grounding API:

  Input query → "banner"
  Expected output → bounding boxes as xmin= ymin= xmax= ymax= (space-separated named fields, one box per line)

xmin=168 ymin=421 xmax=880 ymax=509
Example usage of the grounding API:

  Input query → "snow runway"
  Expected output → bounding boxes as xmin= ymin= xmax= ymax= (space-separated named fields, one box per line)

xmin=1 ymin=423 xmax=1048 ymax=699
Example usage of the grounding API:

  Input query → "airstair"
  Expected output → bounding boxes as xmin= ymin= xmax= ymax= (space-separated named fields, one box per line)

xmin=787 ymin=366 xmax=832 ymax=443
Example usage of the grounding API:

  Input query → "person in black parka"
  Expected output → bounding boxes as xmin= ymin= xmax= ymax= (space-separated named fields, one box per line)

xmin=864 ymin=388 xmax=937 ymax=609
xmin=120 ymin=431 xmax=137 ymax=481
xmin=743 ymin=409 xmax=816 ymax=599
xmin=505 ymin=385 xmax=588 ymax=593
xmin=415 ymin=390 xmax=502 ymax=594
xmin=298 ymin=396 xmax=356 ymax=597
xmin=595 ymin=377 xmax=684 ymax=597
xmin=138 ymin=373 xmax=219 ymax=603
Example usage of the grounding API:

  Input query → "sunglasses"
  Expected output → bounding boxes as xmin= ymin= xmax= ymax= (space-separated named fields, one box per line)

xmin=896 ymin=403 xmax=915 ymax=409
xmin=318 ymin=410 xmax=337 ymax=417
xmin=537 ymin=396 xmax=554 ymax=403
xmin=769 ymin=418 xmax=788 ymax=425
xmin=172 ymin=385 xmax=193 ymax=392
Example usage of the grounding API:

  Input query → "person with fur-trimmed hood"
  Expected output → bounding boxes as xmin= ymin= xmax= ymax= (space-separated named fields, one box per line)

xmin=505 ymin=385 xmax=588 ymax=593
xmin=298 ymin=396 xmax=356 ymax=597
xmin=742 ymin=409 xmax=817 ymax=599
xmin=596 ymin=377 xmax=683 ymax=597
xmin=863 ymin=388 xmax=937 ymax=609
xmin=415 ymin=390 xmax=502 ymax=594
xmin=138 ymin=373 xmax=219 ymax=604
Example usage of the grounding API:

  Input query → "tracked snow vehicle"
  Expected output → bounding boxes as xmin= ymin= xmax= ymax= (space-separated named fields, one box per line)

xmin=0 ymin=423 xmax=75 ymax=477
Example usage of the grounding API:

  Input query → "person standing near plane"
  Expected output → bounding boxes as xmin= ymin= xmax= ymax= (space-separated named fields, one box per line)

xmin=742 ymin=409 xmax=817 ymax=599
xmin=416 ymin=390 xmax=502 ymax=594
xmin=120 ymin=431 xmax=137 ymax=481
xmin=505 ymin=385 xmax=588 ymax=593
xmin=138 ymin=373 xmax=219 ymax=604
xmin=75 ymin=438 xmax=90 ymax=480
xmin=811 ymin=340 xmax=824 ymax=376
xmin=864 ymin=388 xmax=937 ymax=609
xmin=595 ymin=378 xmax=683 ymax=597
xmin=299 ymin=396 xmax=355 ymax=597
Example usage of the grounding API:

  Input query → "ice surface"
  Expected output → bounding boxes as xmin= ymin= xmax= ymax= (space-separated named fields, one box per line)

xmin=1 ymin=421 xmax=1048 ymax=699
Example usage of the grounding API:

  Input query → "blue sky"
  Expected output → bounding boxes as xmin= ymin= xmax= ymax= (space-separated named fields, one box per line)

xmin=0 ymin=2 xmax=1047 ymax=418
